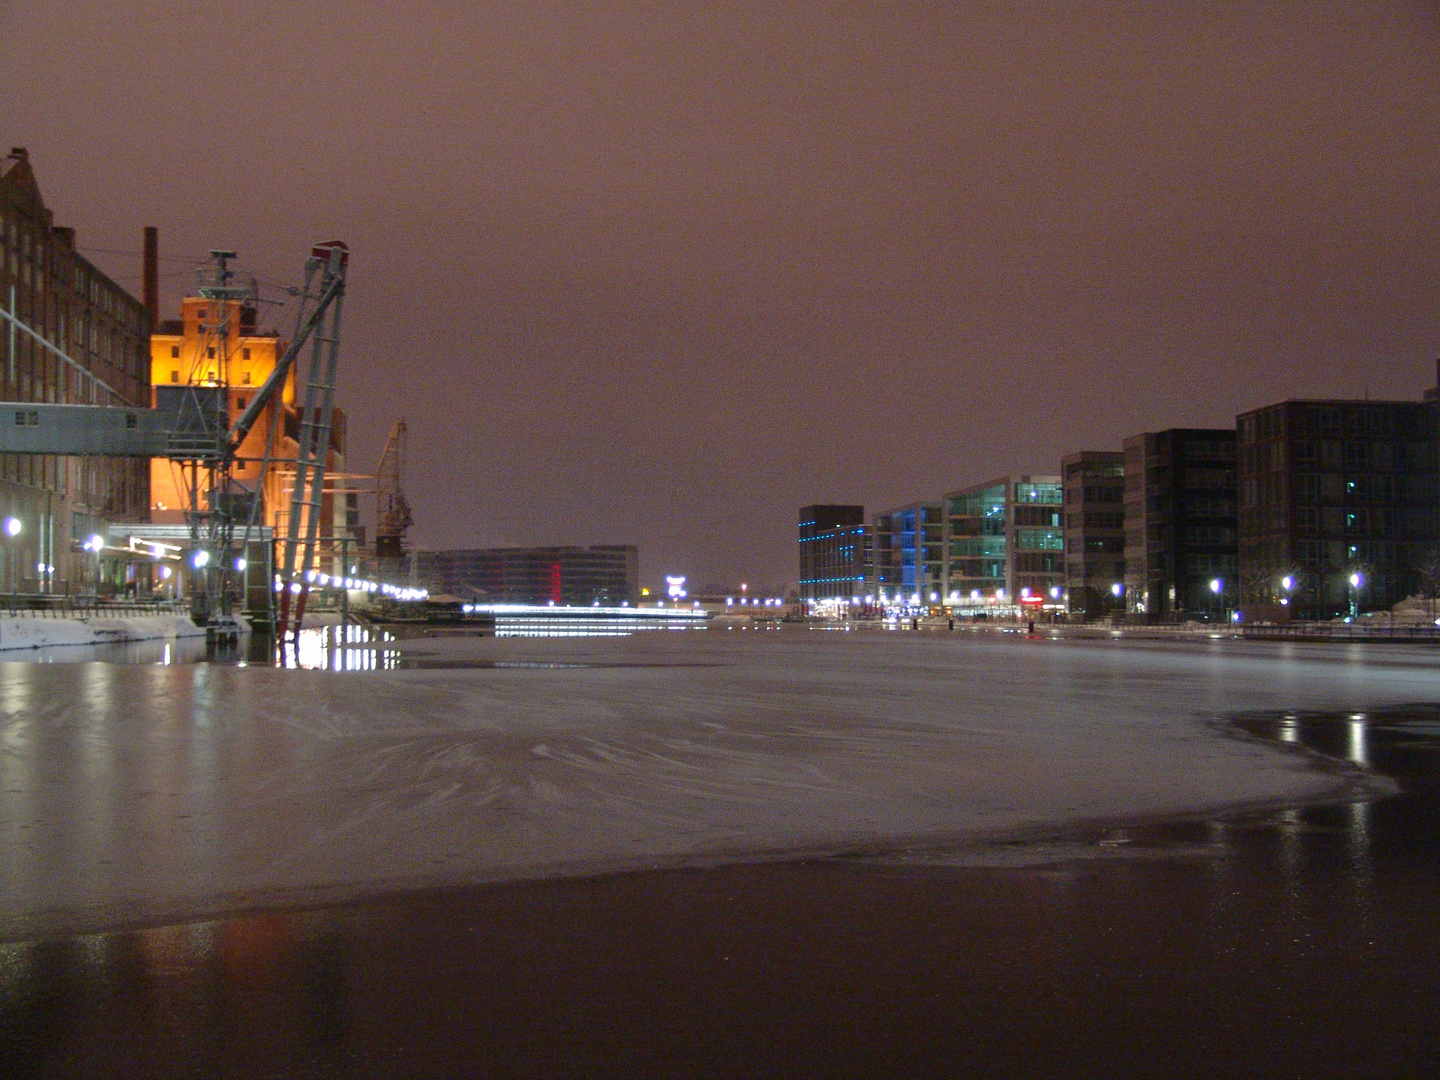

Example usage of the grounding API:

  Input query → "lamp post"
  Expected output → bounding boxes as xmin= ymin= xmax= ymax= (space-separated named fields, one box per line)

xmin=1348 ymin=571 xmax=1363 ymax=620
xmin=1210 ymin=577 xmax=1224 ymax=622
xmin=84 ymin=534 xmax=104 ymax=597
xmin=2 ymin=516 xmax=19 ymax=595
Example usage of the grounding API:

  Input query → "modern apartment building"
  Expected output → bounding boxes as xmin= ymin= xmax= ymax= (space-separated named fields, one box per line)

xmin=1061 ymin=451 xmax=1125 ymax=618
xmin=1123 ymin=429 xmax=1238 ymax=618
xmin=945 ymin=475 xmax=1063 ymax=612
xmin=871 ymin=502 xmax=944 ymax=603
xmin=1236 ymin=398 xmax=1438 ymax=619
xmin=0 ymin=148 xmax=152 ymax=594
xmin=417 ymin=545 xmax=639 ymax=606
xmin=797 ymin=504 xmax=870 ymax=601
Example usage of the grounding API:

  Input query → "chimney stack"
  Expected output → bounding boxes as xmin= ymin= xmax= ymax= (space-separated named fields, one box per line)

xmin=142 ymin=226 xmax=159 ymax=326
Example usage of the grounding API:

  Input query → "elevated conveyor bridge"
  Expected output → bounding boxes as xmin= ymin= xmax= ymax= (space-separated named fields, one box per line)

xmin=0 ymin=241 xmax=353 ymax=636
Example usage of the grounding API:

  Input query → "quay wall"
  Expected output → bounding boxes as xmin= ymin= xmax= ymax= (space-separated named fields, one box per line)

xmin=0 ymin=614 xmax=208 ymax=652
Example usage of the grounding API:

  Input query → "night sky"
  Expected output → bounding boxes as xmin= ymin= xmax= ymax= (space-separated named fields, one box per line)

xmin=3 ymin=2 xmax=1439 ymax=590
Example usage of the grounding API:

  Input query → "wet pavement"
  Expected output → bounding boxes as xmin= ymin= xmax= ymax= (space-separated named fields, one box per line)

xmin=3 ymin=704 xmax=1439 ymax=1078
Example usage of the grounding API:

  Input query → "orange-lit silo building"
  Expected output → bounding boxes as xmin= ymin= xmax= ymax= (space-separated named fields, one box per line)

xmin=149 ymin=296 xmax=351 ymax=576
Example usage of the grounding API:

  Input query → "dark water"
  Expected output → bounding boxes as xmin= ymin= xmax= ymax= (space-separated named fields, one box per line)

xmin=3 ymin=709 xmax=1439 ymax=1079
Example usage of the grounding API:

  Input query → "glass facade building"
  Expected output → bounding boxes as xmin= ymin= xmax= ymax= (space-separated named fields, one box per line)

xmin=871 ymin=502 xmax=943 ymax=602
xmin=945 ymin=476 xmax=1063 ymax=613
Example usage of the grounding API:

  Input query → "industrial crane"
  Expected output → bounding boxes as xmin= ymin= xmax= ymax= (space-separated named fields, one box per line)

xmin=374 ymin=419 xmax=413 ymax=574
xmin=0 ymin=240 xmax=351 ymax=635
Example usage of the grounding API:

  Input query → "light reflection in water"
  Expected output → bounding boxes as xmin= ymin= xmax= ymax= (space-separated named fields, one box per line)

xmin=281 ymin=624 xmax=403 ymax=671
xmin=1348 ymin=717 xmax=1368 ymax=767
xmin=0 ymin=707 xmax=1435 ymax=1075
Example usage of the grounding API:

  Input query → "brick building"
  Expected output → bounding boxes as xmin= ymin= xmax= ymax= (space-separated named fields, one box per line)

xmin=0 ymin=147 xmax=151 ymax=594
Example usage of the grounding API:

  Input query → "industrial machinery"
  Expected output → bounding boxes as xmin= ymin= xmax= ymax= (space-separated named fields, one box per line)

xmin=0 ymin=240 xmax=352 ymax=636
xmin=374 ymin=419 xmax=412 ymax=576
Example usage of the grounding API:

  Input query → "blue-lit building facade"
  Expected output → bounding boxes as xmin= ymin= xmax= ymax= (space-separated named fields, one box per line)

xmin=797 ymin=504 xmax=871 ymax=602
xmin=798 ymin=386 xmax=1438 ymax=624
xmin=871 ymin=501 xmax=944 ymax=604
xmin=816 ymin=480 xmax=1062 ymax=614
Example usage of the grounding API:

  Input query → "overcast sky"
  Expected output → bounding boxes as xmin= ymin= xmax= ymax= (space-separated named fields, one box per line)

xmin=4 ymin=1 xmax=1439 ymax=588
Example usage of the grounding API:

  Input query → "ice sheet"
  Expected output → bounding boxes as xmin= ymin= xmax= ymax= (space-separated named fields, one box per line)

xmin=2 ymin=630 xmax=1430 ymax=937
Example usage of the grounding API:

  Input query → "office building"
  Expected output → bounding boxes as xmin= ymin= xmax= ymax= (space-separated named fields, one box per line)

xmin=1061 ymin=451 xmax=1126 ymax=618
xmin=945 ymin=475 xmax=1063 ymax=613
xmin=798 ymin=504 xmax=870 ymax=602
xmin=1236 ymin=398 xmax=1438 ymax=619
xmin=0 ymin=148 xmax=151 ymax=594
xmin=1123 ymin=429 xmax=1237 ymax=618
xmin=418 ymin=545 xmax=639 ymax=606
xmin=872 ymin=501 xmax=944 ymax=603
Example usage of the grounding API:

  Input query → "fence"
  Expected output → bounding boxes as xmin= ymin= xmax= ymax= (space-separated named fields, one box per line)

xmin=0 ymin=594 xmax=191 ymax=619
xmin=1236 ymin=620 xmax=1440 ymax=643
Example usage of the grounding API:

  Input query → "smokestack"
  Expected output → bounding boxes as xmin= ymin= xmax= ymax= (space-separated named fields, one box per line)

xmin=142 ymin=226 xmax=159 ymax=326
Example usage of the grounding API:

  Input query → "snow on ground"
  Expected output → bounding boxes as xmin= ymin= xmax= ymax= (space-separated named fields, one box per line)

xmin=1 ymin=629 xmax=1435 ymax=938
xmin=0 ymin=613 xmax=206 ymax=652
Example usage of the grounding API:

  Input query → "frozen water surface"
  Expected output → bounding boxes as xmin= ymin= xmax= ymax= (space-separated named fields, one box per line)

xmin=1 ymin=629 xmax=1432 ymax=938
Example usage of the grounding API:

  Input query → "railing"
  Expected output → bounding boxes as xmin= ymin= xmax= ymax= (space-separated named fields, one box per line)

xmin=1236 ymin=620 xmax=1440 ymax=643
xmin=0 ymin=594 xmax=191 ymax=619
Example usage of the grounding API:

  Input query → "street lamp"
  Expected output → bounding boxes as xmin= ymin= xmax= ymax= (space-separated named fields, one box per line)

xmin=1210 ymin=578 xmax=1224 ymax=621
xmin=84 ymin=534 xmax=103 ymax=595
xmin=1279 ymin=574 xmax=1295 ymax=611
xmin=1348 ymin=571 xmax=1363 ymax=619
xmin=2 ymin=517 xmax=18 ymax=594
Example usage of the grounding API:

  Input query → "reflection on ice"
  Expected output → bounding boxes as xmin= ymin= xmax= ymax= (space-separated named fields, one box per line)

xmin=281 ymin=624 xmax=403 ymax=671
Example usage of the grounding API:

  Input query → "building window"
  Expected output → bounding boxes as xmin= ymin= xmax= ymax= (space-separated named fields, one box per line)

xmin=170 ymin=345 xmax=179 ymax=358
xmin=242 ymin=347 xmax=251 ymax=360
xmin=243 ymin=370 xmax=251 ymax=384
xmin=170 ymin=370 xmax=179 ymax=382
xmin=207 ymin=347 xmax=215 ymax=360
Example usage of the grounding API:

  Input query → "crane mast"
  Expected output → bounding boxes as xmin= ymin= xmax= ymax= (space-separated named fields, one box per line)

xmin=375 ymin=419 xmax=412 ymax=578
xmin=0 ymin=239 xmax=353 ymax=636
xmin=168 ymin=242 xmax=350 ymax=634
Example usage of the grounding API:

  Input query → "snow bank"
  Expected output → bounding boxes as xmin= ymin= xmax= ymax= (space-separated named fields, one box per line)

xmin=1 ymin=630 xmax=1426 ymax=938
xmin=0 ymin=613 xmax=206 ymax=652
